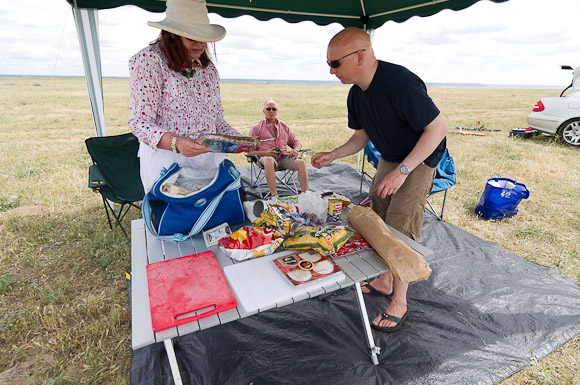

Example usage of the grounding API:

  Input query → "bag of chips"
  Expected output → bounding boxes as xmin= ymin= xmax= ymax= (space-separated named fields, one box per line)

xmin=253 ymin=201 xmax=304 ymax=235
xmin=280 ymin=226 xmax=354 ymax=256
xmin=196 ymin=134 xmax=259 ymax=153
xmin=218 ymin=226 xmax=284 ymax=261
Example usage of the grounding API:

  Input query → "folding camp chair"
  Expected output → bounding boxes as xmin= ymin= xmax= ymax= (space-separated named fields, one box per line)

xmin=246 ymin=149 xmax=311 ymax=198
xmin=425 ymin=148 xmax=456 ymax=220
xmin=85 ymin=133 xmax=145 ymax=237
xmin=358 ymin=143 xmax=456 ymax=220
xmin=358 ymin=142 xmax=380 ymax=205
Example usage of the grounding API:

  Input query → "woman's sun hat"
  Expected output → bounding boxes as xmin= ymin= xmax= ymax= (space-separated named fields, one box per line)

xmin=148 ymin=0 xmax=226 ymax=42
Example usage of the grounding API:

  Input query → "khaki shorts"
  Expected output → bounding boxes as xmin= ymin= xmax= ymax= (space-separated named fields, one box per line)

xmin=258 ymin=155 xmax=295 ymax=171
xmin=368 ymin=159 xmax=435 ymax=241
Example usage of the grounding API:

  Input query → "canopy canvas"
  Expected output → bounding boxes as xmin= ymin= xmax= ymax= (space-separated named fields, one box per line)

xmin=66 ymin=0 xmax=508 ymax=136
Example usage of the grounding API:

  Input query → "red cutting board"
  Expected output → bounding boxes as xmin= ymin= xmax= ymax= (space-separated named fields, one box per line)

xmin=146 ymin=251 xmax=237 ymax=332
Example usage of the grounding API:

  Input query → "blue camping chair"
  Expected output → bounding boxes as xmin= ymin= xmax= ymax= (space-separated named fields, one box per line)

xmin=426 ymin=148 xmax=456 ymax=220
xmin=358 ymin=142 xmax=381 ymax=205
xmin=358 ymin=143 xmax=456 ymax=220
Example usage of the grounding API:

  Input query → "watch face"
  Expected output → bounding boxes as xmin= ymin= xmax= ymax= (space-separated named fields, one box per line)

xmin=400 ymin=164 xmax=410 ymax=175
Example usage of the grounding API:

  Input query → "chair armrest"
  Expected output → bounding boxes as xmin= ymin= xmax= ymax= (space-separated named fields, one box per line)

xmin=297 ymin=148 xmax=312 ymax=159
xmin=88 ymin=165 xmax=108 ymax=189
xmin=245 ymin=154 xmax=259 ymax=163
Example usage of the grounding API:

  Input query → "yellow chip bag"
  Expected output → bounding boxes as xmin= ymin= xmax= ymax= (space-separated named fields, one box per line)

xmin=281 ymin=226 xmax=354 ymax=256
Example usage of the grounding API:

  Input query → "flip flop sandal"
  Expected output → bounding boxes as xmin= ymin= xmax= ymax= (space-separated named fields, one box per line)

xmin=361 ymin=281 xmax=392 ymax=297
xmin=371 ymin=311 xmax=408 ymax=333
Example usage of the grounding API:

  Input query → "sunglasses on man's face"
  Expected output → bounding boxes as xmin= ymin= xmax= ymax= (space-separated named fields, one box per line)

xmin=327 ymin=49 xmax=366 ymax=69
xmin=265 ymin=107 xmax=278 ymax=111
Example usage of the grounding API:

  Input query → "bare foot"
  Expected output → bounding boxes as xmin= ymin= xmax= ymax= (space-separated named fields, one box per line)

xmin=372 ymin=299 xmax=407 ymax=329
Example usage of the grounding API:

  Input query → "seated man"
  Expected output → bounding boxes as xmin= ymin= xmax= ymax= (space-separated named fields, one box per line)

xmin=248 ymin=99 xmax=308 ymax=197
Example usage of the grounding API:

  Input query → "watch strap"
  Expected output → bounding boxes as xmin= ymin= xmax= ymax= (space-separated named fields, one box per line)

xmin=170 ymin=136 xmax=179 ymax=153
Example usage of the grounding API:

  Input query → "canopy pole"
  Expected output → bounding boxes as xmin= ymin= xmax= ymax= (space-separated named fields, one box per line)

xmin=367 ymin=28 xmax=374 ymax=42
xmin=71 ymin=1 xmax=106 ymax=137
xmin=356 ymin=27 xmax=374 ymax=172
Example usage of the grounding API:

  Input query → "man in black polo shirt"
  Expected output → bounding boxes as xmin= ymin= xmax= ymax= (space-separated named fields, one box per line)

xmin=311 ymin=27 xmax=449 ymax=332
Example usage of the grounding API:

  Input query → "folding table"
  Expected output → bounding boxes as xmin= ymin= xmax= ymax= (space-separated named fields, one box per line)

xmin=130 ymin=218 xmax=433 ymax=385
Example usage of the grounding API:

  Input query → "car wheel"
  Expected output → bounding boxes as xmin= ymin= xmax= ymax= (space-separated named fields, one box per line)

xmin=557 ymin=119 xmax=580 ymax=146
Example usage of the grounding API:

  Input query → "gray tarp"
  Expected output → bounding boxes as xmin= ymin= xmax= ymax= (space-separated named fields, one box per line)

xmin=131 ymin=162 xmax=580 ymax=384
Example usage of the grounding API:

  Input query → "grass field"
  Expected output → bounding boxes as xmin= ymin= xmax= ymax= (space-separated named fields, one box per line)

xmin=0 ymin=76 xmax=578 ymax=384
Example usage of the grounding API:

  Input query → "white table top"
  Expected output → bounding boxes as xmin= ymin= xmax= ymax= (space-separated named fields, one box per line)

xmin=130 ymin=218 xmax=432 ymax=350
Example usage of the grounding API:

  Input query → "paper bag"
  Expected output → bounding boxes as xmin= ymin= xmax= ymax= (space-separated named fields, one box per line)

xmin=347 ymin=206 xmax=431 ymax=283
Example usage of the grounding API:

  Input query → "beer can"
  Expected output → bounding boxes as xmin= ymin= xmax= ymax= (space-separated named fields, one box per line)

xmin=327 ymin=198 xmax=342 ymax=225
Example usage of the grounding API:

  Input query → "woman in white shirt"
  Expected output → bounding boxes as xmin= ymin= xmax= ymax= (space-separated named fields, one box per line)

xmin=128 ymin=0 xmax=240 ymax=190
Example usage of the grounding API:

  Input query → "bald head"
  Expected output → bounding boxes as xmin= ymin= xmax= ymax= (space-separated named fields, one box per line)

xmin=329 ymin=27 xmax=372 ymax=52
xmin=327 ymin=27 xmax=377 ymax=88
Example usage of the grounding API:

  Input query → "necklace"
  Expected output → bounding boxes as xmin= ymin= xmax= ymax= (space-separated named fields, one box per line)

xmin=181 ymin=59 xmax=201 ymax=79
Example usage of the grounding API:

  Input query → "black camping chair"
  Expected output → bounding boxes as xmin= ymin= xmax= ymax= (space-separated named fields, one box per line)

xmin=85 ymin=133 xmax=145 ymax=236
xmin=245 ymin=149 xmax=311 ymax=198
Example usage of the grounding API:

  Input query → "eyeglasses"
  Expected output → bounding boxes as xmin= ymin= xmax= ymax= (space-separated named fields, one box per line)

xmin=265 ymin=107 xmax=278 ymax=111
xmin=327 ymin=49 xmax=366 ymax=68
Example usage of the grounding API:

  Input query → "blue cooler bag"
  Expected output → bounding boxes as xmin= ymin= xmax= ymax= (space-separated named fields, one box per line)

xmin=142 ymin=159 xmax=245 ymax=241
xmin=475 ymin=178 xmax=529 ymax=220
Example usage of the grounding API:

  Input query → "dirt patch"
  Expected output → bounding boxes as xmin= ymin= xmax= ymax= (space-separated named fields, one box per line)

xmin=0 ymin=354 xmax=56 ymax=385
xmin=0 ymin=205 xmax=45 ymax=220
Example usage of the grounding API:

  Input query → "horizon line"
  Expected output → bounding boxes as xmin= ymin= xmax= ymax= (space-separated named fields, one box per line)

xmin=0 ymin=74 xmax=562 ymax=89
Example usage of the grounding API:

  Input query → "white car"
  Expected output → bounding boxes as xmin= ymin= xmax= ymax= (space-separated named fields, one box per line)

xmin=527 ymin=65 xmax=580 ymax=146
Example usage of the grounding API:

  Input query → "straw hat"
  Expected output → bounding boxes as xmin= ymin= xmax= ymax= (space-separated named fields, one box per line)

xmin=148 ymin=0 xmax=226 ymax=42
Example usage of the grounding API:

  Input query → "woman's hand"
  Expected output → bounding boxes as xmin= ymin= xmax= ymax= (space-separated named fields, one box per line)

xmin=176 ymin=136 xmax=210 ymax=157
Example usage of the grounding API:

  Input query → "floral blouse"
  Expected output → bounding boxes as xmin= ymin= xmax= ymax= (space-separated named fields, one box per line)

xmin=128 ymin=42 xmax=239 ymax=150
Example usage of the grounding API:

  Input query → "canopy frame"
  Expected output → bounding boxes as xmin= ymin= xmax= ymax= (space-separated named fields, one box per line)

xmin=66 ymin=0 xmax=507 ymax=137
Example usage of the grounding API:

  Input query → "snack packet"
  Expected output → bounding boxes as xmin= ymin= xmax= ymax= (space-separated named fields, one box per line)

xmin=253 ymin=201 xmax=304 ymax=235
xmin=280 ymin=226 xmax=354 ymax=256
xmin=218 ymin=226 xmax=284 ymax=261
xmin=329 ymin=227 xmax=371 ymax=258
xmin=196 ymin=134 xmax=259 ymax=153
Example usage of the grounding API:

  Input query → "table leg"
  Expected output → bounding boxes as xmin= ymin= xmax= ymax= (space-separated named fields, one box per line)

xmin=353 ymin=281 xmax=381 ymax=365
xmin=164 ymin=338 xmax=184 ymax=385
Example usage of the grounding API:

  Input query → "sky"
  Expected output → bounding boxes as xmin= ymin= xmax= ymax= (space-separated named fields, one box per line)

xmin=1 ymin=0 xmax=579 ymax=87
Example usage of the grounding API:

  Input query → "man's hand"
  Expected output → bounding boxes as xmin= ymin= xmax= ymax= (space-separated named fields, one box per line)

xmin=176 ymin=136 xmax=210 ymax=157
xmin=376 ymin=168 xmax=408 ymax=198
xmin=263 ymin=149 xmax=279 ymax=157
xmin=289 ymin=148 xmax=299 ymax=157
xmin=311 ymin=151 xmax=336 ymax=169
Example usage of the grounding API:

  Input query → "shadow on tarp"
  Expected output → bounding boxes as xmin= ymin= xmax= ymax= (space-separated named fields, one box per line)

xmin=130 ymin=162 xmax=580 ymax=385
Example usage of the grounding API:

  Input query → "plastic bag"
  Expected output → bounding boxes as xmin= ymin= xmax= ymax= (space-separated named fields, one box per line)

xmin=297 ymin=191 xmax=328 ymax=226
xmin=475 ymin=178 xmax=529 ymax=220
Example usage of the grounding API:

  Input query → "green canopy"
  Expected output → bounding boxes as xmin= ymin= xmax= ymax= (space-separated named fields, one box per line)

xmin=66 ymin=0 xmax=508 ymax=136
xmin=68 ymin=0 xmax=507 ymax=30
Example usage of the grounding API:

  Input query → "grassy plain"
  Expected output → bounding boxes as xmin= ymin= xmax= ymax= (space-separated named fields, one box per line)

xmin=0 ymin=76 xmax=578 ymax=384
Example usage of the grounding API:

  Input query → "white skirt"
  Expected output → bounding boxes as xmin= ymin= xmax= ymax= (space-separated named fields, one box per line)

xmin=138 ymin=142 xmax=226 ymax=192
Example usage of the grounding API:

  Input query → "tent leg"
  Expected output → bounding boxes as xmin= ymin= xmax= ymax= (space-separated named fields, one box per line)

xmin=164 ymin=339 xmax=183 ymax=385
xmin=353 ymin=282 xmax=380 ymax=365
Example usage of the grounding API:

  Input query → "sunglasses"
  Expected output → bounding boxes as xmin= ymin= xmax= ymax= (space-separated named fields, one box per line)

xmin=265 ymin=107 xmax=278 ymax=111
xmin=327 ymin=49 xmax=366 ymax=68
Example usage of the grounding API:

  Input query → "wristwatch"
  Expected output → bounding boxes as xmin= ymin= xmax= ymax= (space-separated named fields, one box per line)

xmin=399 ymin=164 xmax=411 ymax=175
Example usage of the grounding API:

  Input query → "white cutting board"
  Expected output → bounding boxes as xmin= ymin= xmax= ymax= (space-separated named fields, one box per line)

xmin=223 ymin=250 xmax=345 ymax=314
